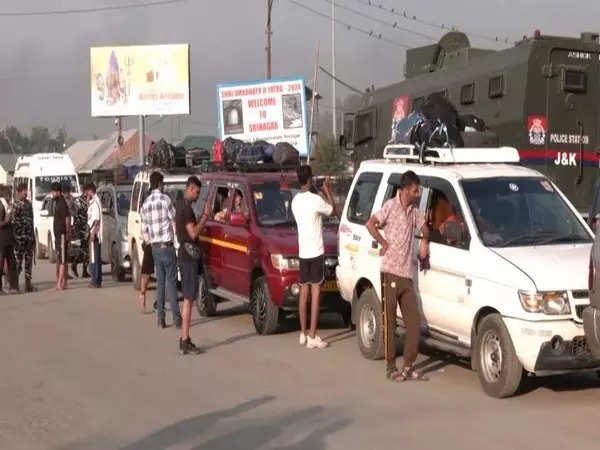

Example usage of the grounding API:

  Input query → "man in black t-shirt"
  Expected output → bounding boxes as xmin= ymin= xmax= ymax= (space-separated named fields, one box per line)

xmin=52 ymin=182 xmax=71 ymax=290
xmin=174 ymin=176 xmax=210 ymax=355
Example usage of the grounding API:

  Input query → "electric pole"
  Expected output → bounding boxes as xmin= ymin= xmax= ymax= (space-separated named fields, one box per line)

xmin=331 ymin=0 xmax=336 ymax=139
xmin=266 ymin=0 xmax=273 ymax=79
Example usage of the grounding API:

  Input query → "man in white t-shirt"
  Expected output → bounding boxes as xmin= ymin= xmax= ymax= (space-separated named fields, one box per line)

xmin=85 ymin=183 xmax=103 ymax=288
xmin=291 ymin=166 xmax=338 ymax=349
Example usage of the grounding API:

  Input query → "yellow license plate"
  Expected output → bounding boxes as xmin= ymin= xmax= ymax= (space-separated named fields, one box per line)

xmin=323 ymin=280 xmax=338 ymax=292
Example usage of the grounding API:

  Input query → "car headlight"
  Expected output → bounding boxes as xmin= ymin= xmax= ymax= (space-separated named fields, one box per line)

xmin=518 ymin=291 xmax=571 ymax=315
xmin=271 ymin=254 xmax=300 ymax=271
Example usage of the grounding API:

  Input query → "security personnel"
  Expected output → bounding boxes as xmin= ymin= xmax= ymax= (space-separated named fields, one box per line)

xmin=13 ymin=183 xmax=36 ymax=292
xmin=71 ymin=192 xmax=90 ymax=278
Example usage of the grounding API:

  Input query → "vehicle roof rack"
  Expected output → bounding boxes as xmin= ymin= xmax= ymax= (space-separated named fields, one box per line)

xmin=193 ymin=161 xmax=299 ymax=174
xmin=383 ymin=144 xmax=520 ymax=164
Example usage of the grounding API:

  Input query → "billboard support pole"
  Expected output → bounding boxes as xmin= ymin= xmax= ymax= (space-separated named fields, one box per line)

xmin=308 ymin=41 xmax=320 ymax=165
xmin=139 ymin=115 xmax=145 ymax=167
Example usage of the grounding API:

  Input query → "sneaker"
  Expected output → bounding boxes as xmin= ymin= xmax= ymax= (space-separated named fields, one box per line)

xmin=299 ymin=333 xmax=307 ymax=346
xmin=179 ymin=338 xmax=202 ymax=355
xmin=306 ymin=335 xmax=329 ymax=349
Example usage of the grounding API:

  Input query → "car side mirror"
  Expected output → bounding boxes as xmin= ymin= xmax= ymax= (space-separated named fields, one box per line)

xmin=230 ymin=212 xmax=248 ymax=227
xmin=442 ymin=222 xmax=462 ymax=244
xmin=39 ymin=209 xmax=49 ymax=217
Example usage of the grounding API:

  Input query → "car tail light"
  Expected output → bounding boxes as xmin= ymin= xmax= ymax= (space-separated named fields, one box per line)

xmin=589 ymin=253 xmax=595 ymax=292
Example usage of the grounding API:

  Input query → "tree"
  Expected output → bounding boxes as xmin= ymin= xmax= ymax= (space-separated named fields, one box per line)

xmin=30 ymin=126 xmax=51 ymax=153
xmin=311 ymin=137 xmax=348 ymax=176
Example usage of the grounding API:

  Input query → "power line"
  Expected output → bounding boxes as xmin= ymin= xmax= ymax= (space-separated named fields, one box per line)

xmin=284 ymin=0 xmax=411 ymax=49
xmin=353 ymin=0 xmax=511 ymax=45
xmin=0 ymin=0 xmax=187 ymax=17
xmin=318 ymin=66 xmax=364 ymax=94
xmin=320 ymin=0 xmax=437 ymax=42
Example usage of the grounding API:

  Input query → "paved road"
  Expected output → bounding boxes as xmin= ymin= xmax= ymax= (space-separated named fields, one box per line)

xmin=1 ymin=261 xmax=600 ymax=450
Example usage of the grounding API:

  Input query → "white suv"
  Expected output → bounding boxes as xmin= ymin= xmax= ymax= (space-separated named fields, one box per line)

xmin=336 ymin=144 xmax=600 ymax=398
xmin=128 ymin=169 xmax=192 ymax=290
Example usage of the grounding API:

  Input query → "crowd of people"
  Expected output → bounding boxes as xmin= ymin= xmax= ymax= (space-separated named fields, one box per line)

xmin=0 ymin=181 xmax=104 ymax=294
xmin=2 ymin=167 xmax=431 ymax=378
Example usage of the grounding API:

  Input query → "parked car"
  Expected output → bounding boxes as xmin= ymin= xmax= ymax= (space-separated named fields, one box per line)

xmin=97 ymin=183 xmax=133 ymax=281
xmin=128 ymin=168 xmax=196 ymax=289
xmin=584 ymin=184 xmax=600 ymax=359
xmin=336 ymin=144 xmax=599 ymax=398
xmin=196 ymin=165 xmax=349 ymax=335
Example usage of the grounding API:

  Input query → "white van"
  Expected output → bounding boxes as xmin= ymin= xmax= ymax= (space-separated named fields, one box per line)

xmin=336 ymin=145 xmax=600 ymax=398
xmin=13 ymin=153 xmax=80 ymax=258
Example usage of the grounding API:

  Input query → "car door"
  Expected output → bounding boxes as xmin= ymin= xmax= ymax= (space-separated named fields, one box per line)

xmin=219 ymin=185 xmax=252 ymax=297
xmin=37 ymin=196 xmax=54 ymax=252
xmin=128 ymin=181 xmax=142 ymax=259
xmin=339 ymin=171 xmax=385 ymax=297
xmin=102 ymin=190 xmax=117 ymax=263
xmin=200 ymin=183 xmax=230 ymax=288
xmin=416 ymin=176 xmax=473 ymax=342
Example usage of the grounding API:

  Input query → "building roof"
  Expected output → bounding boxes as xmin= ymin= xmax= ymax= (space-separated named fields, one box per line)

xmin=176 ymin=135 xmax=215 ymax=151
xmin=65 ymin=140 xmax=105 ymax=170
xmin=0 ymin=153 xmax=18 ymax=173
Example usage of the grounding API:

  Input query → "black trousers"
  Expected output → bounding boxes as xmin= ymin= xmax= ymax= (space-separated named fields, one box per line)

xmin=0 ymin=244 xmax=19 ymax=290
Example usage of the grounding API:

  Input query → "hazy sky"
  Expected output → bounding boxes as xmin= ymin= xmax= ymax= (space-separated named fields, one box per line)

xmin=1 ymin=0 xmax=599 ymax=142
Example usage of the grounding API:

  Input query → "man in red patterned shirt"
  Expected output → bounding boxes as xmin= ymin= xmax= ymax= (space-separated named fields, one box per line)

xmin=366 ymin=170 xmax=430 ymax=382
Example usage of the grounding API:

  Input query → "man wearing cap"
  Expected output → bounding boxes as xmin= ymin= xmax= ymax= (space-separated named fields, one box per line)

xmin=51 ymin=182 xmax=71 ymax=290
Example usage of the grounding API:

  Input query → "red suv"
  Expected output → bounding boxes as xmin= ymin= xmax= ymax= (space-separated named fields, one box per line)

xmin=196 ymin=167 xmax=350 ymax=334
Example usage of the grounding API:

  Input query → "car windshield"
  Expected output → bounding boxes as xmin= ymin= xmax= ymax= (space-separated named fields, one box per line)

xmin=163 ymin=183 xmax=186 ymax=203
xmin=462 ymin=177 xmax=591 ymax=247
xmin=252 ymin=181 xmax=300 ymax=226
xmin=116 ymin=190 xmax=132 ymax=216
xmin=35 ymin=175 xmax=78 ymax=201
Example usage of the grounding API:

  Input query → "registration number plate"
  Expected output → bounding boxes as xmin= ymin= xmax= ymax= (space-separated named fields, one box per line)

xmin=323 ymin=280 xmax=338 ymax=292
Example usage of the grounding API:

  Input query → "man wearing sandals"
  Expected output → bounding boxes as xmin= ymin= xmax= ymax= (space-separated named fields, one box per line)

xmin=366 ymin=171 xmax=430 ymax=382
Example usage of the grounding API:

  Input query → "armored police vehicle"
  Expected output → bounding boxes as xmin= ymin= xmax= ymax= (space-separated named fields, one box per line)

xmin=343 ymin=30 xmax=600 ymax=213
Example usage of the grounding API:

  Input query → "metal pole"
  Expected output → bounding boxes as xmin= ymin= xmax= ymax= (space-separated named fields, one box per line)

xmin=308 ymin=42 xmax=320 ymax=165
xmin=331 ymin=0 xmax=336 ymax=139
xmin=266 ymin=0 xmax=273 ymax=79
xmin=139 ymin=115 xmax=145 ymax=167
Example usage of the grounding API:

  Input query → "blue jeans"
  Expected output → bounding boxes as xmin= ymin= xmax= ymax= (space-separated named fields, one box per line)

xmin=152 ymin=246 xmax=181 ymax=323
xmin=91 ymin=236 xmax=102 ymax=286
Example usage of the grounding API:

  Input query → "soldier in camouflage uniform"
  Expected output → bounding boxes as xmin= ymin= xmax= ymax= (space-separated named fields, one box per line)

xmin=13 ymin=183 xmax=36 ymax=292
xmin=71 ymin=193 xmax=90 ymax=278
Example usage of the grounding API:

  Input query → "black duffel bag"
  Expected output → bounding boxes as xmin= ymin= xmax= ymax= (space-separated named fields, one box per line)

xmin=222 ymin=137 xmax=248 ymax=163
xmin=273 ymin=142 xmax=300 ymax=165
xmin=237 ymin=144 xmax=267 ymax=164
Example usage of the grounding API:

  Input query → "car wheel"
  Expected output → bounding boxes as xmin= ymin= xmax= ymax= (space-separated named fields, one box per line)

xmin=131 ymin=245 xmax=141 ymax=291
xmin=475 ymin=314 xmax=523 ymax=398
xmin=196 ymin=272 xmax=217 ymax=317
xmin=356 ymin=288 xmax=385 ymax=360
xmin=251 ymin=276 xmax=279 ymax=335
xmin=111 ymin=244 xmax=126 ymax=282
xmin=48 ymin=233 xmax=56 ymax=264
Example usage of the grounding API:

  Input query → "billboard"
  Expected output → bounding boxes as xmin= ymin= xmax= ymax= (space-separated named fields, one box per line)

xmin=90 ymin=44 xmax=190 ymax=117
xmin=216 ymin=77 xmax=309 ymax=156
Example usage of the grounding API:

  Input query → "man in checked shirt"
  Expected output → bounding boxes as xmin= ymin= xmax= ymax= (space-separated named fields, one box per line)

xmin=140 ymin=172 xmax=182 ymax=329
